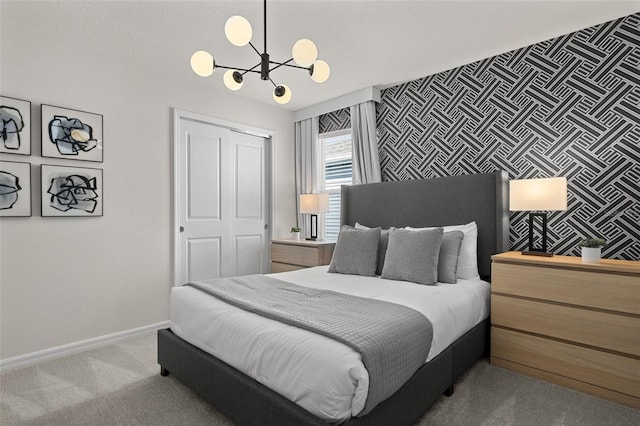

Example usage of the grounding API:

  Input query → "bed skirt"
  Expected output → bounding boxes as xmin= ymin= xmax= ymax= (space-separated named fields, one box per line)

xmin=157 ymin=318 xmax=489 ymax=425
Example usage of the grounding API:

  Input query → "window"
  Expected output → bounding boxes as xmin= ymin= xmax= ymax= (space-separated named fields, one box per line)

xmin=320 ymin=130 xmax=352 ymax=241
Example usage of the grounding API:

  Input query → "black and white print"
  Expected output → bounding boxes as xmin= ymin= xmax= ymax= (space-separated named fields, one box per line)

xmin=0 ymin=160 xmax=31 ymax=216
xmin=41 ymin=164 xmax=103 ymax=217
xmin=0 ymin=96 xmax=31 ymax=155
xmin=41 ymin=104 xmax=103 ymax=162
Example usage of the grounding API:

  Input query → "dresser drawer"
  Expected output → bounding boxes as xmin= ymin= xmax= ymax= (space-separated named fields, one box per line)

xmin=492 ymin=327 xmax=640 ymax=399
xmin=272 ymin=243 xmax=320 ymax=266
xmin=492 ymin=295 xmax=640 ymax=356
xmin=492 ymin=262 xmax=640 ymax=315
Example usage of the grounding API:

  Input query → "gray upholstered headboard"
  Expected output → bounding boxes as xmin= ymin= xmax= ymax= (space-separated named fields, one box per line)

xmin=340 ymin=171 xmax=509 ymax=280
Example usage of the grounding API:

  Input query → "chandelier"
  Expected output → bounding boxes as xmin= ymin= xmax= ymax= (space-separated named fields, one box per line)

xmin=190 ymin=0 xmax=330 ymax=105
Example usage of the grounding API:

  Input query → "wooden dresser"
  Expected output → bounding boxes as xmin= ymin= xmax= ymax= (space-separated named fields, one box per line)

xmin=490 ymin=251 xmax=640 ymax=409
xmin=270 ymin=239 xmax=335 ymax=273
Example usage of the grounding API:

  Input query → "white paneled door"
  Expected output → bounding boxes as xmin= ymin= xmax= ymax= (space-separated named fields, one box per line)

xmin=176 ymin=113 xmax=270 ymax=285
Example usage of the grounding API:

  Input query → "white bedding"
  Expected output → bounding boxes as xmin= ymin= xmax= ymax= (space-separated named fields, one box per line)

xmin=170 ymin=266 xmax=490 ymax=422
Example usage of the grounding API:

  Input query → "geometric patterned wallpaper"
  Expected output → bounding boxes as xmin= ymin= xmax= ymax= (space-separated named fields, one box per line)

xmin=376 ymin=13 xmax=640 ymax=260
xmin=319 ymin=107 xmax=350 ymax=134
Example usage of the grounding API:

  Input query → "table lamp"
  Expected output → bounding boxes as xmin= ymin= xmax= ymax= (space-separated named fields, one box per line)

xmin=299 ymin=193 xmax=329 ymax=241
xmin=510 ymin=177 xmax=567 ymax=256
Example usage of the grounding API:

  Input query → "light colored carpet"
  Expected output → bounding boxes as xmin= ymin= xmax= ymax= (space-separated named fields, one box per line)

xmin=1 ymin=332 xmax=638 ymax=425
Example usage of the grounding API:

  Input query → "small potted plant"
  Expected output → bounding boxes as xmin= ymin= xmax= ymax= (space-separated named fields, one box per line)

xmin=290 ymin=226 xmax=302 ymax=240
xmin=579 ymin=238 xmax=606 ymax=263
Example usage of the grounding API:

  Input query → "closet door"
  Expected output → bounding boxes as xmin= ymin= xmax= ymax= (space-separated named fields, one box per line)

xmin=175 ymin=113 xmax=270 ymax=285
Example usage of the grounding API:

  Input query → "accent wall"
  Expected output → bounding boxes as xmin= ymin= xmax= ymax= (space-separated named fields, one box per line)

xmin=371 ymin=14 xmax=639 ymax=259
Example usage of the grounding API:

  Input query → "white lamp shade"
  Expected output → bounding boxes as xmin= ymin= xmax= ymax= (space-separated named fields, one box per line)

xmin=300 ymin=193 xmax=329 ymax=213
xmin=190 ymin=50 xmax=214 ymax=77
xmin=510 ymin=177 xmax=567 ymax=211
xmin=273 ymin=84 xmax=292 ymax=104
xmin=225 ymin=16 xmax=252 ymax=46
xmin=292 ymin=39 xmax=318 ymax=67
xmin=311 ymin=59 xmax=330 ymax=83
xmin=223 ymin=70 xmax=243 ymax=90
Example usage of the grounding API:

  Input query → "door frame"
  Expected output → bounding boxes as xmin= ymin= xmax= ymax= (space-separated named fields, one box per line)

xmin=172 ymin=108 xmax=274 ymax=286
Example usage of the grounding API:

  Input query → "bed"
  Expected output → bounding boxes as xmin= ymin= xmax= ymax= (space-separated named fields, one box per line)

xmin=158 ymin=170 xmax=509 ymax=425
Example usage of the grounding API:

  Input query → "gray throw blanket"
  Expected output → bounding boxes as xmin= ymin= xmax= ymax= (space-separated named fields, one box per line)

xmin=187 ymin=275 xmax=433 ymax=415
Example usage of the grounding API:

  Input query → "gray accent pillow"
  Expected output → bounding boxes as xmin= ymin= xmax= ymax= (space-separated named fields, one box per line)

xmin=376 ymin=228 xmax=393 ymax=275
xmin=328 ymin=225 xmax=381 ymax=276
xmin=355 ymin=222 xmax=395 ymax=275
xmin=438 ymin=231 xmax=464 ymax=284
xmin=381 ymin=227 xmax=444 ymax=285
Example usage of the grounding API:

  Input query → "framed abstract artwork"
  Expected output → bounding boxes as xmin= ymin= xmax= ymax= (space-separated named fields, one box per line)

xmin=0 ymin=160 xmax=31 ymax=217
xmin=41 ymin=104 xmax=103 ymax=162
xmin=0 ymin=96 xmax=31 ymax=155
xmin=41 ymin=164 xmax=103 ymax=217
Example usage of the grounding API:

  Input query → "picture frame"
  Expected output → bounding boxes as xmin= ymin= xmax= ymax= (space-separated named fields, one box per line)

xmin=0 ymin=96 xmax=31 ymax=155
xmin=41 ymin=164 xmax=103 ymax=217
xmin=0 ymin=160 xmax=31 ymax=217
xmin=41 ymin=104 xmax=103 ymax=162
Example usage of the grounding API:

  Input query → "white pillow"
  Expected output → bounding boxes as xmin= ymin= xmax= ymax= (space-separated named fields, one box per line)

xmin=406 ymin=221 xmax=479 ymax=280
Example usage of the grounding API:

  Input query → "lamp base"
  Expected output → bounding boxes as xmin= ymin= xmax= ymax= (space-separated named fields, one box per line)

xmin=309 ymin=214 xmax=319 ymax=240
xmin=305 ymin=237 xmax=318 ymax=241
xmin=526 ymin=212 xmax=551 ymax=256
xmin=521 ymin=250 xmax=554 ymax=257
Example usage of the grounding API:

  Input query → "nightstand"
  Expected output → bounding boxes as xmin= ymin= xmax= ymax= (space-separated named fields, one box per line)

xmin=490 ymin=251 xmax=640 ymax=409
xmin=270 ymin=239 xmax=335 ymax=273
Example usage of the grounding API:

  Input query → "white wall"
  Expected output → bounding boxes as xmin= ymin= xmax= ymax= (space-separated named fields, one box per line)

xmin=0 ymin=9 xmax=296 ymax=359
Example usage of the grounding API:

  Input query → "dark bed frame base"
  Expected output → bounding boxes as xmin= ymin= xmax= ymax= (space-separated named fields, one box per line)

xmin=158 ymin=318 xmax=488 ymax=425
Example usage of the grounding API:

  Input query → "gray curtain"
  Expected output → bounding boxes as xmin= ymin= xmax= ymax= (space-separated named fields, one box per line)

xmin=294 ymin=117 xmax=320 ymax=238
xmin=350 ymin=101 xmax=381 ymax=184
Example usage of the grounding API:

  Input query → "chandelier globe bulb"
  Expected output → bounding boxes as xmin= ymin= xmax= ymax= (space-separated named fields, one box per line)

xmin=223 ymin=70 xmax=244 ymax=90
xmin=225 ymin=16 xmax=253 ymax=46
xmin=273 ymin=84 xmax=292 ymax=104
xmin=190 ymin=51 xmax=215 ymax=77
xmin=310 ymin=60 xmax=330 ymax=83
xmin=292 ymin=39 xmax=318 ymax=67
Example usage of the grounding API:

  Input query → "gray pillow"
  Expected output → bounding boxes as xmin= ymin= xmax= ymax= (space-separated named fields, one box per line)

xmin=381 ymin=227 xmax=443 ymax=285
xmin=376 ymin=228 xmax=393 ymax=275
xmin=355 ymin=222 xmax=395 ymax=275
xmin=328 ymin=225 xmax=381 ymax=276
xmin=438 ymin=231 xmax=464 ymax=283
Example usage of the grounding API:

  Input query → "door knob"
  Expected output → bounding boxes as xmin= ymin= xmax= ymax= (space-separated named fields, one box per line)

xmin=179 ymin=226 xmax=184 ymax=233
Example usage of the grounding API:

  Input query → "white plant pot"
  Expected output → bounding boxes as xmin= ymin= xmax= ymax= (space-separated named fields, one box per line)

xmin=292 ymin=232 xmax=301 ymax=240
xmin=581 ymin=247 xmax=601 ymax=263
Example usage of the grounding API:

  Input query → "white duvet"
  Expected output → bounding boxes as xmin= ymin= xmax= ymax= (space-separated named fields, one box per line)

xmin=170 ymin=266 xmax=490 ymax=422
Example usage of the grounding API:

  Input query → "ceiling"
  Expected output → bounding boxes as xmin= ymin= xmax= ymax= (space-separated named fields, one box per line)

xmin=3 ymin=1 xmax=640 ymax=111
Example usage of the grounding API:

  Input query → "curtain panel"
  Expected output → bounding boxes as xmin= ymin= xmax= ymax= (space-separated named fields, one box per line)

xmin=350 ymin=101 xmax=381 ymax=184
xmin=294 ymin=117 xmax=321 ymax=238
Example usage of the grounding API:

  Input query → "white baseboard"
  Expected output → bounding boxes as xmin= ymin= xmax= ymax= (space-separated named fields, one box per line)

xmin=0 ymin=321 xmax=170 ymax=372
